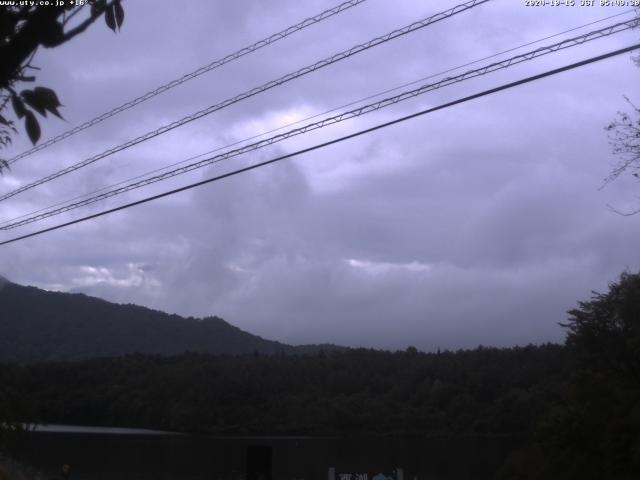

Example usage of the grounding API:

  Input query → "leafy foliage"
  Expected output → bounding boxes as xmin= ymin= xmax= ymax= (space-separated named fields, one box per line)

xmin=0 ymin=1 xmax=124 ymax=169
xmin=0 ymin=98 xmax=16 ymax=171
xmin=565 ymin=271 xmax=640 ymax=383
xmin=100 ymin=0 xmax=124 ymax=33
xmin=500 ymin=271 xmax=640 ymax=480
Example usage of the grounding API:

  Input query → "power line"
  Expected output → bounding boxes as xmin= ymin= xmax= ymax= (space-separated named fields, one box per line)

xmin=2 ymin=42 xmax=638 ymax=247
xmin=326 ymin=9 xmax=637 ymax=116
xmin=3 ymin=17 xmax=634 ymax=230
xmin=0 ymin=0 xmax=490 ymax=203
xmin=2 ymin=17 xmax=636 ymax=231
xmin=5 ymin=0 xmax=369 ymax=166
xmin=3 ymin=9 xmax=632 ymax=230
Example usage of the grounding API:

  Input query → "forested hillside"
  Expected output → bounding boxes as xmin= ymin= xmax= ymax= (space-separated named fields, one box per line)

xmin=0 ymin=280 xmax=337 ymax=361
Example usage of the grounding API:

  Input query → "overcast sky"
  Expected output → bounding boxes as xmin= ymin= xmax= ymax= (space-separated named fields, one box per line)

xmin=1 ymin=0 xmax=639 ymax=350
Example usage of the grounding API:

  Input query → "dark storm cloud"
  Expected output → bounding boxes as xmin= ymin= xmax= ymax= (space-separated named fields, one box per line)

xmin=1 ymin=0 xmax=639 ymax=350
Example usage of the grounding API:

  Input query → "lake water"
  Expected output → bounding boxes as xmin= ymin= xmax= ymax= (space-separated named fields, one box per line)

xmin=4 ymin=426 xmax=521 ymax=480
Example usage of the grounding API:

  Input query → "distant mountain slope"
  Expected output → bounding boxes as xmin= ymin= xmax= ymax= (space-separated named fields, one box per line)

xmin=0 ymin=279 xmax=335 ymax=362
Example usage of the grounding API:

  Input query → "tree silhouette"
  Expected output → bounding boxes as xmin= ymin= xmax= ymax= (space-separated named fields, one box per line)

xmin=564 ymin=271 xmax=640 ymax=386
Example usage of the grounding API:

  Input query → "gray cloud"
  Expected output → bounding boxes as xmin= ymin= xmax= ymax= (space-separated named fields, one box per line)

xmin=1 ymin=0 xmax=639 ymax=350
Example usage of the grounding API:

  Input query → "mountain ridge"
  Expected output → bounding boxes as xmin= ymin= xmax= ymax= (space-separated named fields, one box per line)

xmin=0 ymin=280 xmax=342 ymax=363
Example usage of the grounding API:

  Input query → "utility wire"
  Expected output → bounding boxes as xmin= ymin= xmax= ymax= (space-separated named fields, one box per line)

xmin=2 ymin=17 xmax=636 ymax=231
xmin=4 ymin=9 xmax=634 ymax=232
xmin=0 ymin=0 xmax=489 ymax=203
xmin=3 ymin=9 xmax=632 ymax=229
xmin=2 ymin=42 xmax=638 ymax=247
xmin=6 ymin=0 xmax=369 ymax=166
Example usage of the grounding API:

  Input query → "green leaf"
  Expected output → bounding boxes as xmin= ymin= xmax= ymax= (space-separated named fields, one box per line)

xmin=20 ymin=87 xmax=63 ymax=119
xmin=105 ymin=4 xmax=116 ymax=32
xmin=11 ymin=95 xmax=26 ymax=119
xmin=33 ymin=87 xmax=61 ymax=107
xmin=114 ymin=0 xmax=124 ymax=29
xmin=21 ymin=89 xmax=47 ymax=117
xmin=24 ymin=111 xmax=41 ymax=145
xmin=33 ymin=87 xmax=63 ymax=119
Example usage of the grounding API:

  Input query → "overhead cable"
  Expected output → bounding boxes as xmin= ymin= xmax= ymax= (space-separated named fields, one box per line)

xmin=4 ymin=7 xmax=634 ymax=230
xmin=6 ymin=0 xmax=370 ymax=166
xmin=3 ymin=8 xmax=631 ymax=230
xmin=0 ymin=0 xmax=490 ymax=203
xmin=2 ymin=17 xmax=636 ymax=231
xmin=2 ymin=42 xmax=638 ymax=246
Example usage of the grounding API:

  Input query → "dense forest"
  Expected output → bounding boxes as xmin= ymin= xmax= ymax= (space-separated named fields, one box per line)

xmin=1 ymin=272 xmax=639 ymax=479
xmin=0 ymin=345 xmax=569 ymax=437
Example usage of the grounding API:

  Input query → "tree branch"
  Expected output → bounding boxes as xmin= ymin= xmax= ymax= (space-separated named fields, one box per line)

xmin=61 ymin=4 xmax=85 ymax=27
xmin=54 ymin=2 xmax=116 ymax=46
xmin=606 ymin=203 xmax=640 ymax=217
